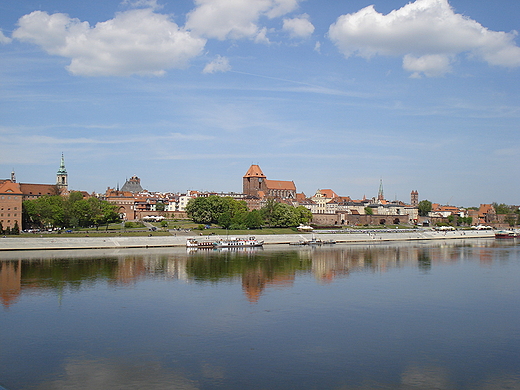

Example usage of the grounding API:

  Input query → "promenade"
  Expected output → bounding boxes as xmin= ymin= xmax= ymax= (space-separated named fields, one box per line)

xmin=0 ymin=229 xmax=495 ymax=251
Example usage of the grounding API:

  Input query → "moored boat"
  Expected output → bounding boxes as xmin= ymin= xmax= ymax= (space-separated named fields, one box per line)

xmin=495 ymin=230 xmax=520 ymax=238
xmin=213 ymin=237 xmax=264 ymax=248
xmin=186 ymin=238 xmax=217 ymax=248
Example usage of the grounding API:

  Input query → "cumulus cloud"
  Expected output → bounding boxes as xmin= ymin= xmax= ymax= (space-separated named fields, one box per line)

xmin=283 ymin=14 xmax=314 ymax=39
xmin=0 ymin=30 xmax=11 ymax=44
xmin=185 ymin=0 xmax=299 ymax=41
xmin=203 ymin=55 xmax=232 ymax=74
xmin=328 ymin=0 xmax=520 ymax=77
xmin=12 ymin=8 xmax=206 ymax=76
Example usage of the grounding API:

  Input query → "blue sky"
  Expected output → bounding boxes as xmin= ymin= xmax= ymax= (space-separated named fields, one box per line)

xmin=1 ymin=0 xmax=519 ymax=206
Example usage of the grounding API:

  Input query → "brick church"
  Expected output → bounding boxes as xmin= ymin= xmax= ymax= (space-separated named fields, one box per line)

xmin=243 ymin=165 xmax=296 ymax=200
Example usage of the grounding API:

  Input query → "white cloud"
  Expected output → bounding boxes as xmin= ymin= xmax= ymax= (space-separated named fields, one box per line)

xmin=121 ymin=0 xmax=163 ymax=10
xmin=283 ymin=14 xmax=314 ymax=39
xmin=403 ymin=54 xmax=452 ymax=78
xmin=0 ymin=30 xmax=11 ymax=44
xmin=203 ymin=55 xmax=232 ymax=74
xmin=185 ymin=0 xmax=299 ymax=41
xmin=328 ymin=0 xmax=520 ymax=77
xmin=12 ymin=9 xmax=206 ymax=76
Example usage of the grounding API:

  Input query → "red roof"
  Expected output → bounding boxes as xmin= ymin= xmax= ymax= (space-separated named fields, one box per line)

xmin=265 ymin=179 xmax=296 ymax=191
xmin=244 ymin=165 xmax=266 ymax=178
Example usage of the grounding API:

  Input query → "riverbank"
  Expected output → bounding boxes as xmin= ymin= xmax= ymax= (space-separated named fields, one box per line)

xmin=0 ymin=229 xmax=495 ymax=251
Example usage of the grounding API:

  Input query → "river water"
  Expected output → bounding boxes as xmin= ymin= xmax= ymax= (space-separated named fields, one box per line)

xmin=1 ymin=238 xmax=519 ymax=390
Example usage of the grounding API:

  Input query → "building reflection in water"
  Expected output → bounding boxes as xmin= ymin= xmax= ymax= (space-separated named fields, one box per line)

xmin=0 ymin=238 xmax=513 ymax=308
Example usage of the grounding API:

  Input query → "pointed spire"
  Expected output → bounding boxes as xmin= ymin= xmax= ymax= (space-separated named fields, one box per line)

xmin=57 ymin=153 xmax=67 ymax=175
xmin=56 ymin=153 xmax=68 ymax=189
xmin=378 ymin=178 xmax=384 ymax=201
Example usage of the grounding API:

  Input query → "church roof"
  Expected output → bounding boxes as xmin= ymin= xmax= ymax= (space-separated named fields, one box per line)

xmin=265 ymin=179 xmax=296 ymax=191
xmin=121 ymin=176 xmax=143 ymax=193
xmin=57 ymin=153 xmax=67 ymax=175
xmin=244 ymin=164 xmax=266 ymax=178
xmin=19 ymin=183 xmax=58 ymax=196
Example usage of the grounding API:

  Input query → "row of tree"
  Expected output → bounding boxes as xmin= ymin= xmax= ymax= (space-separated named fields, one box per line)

xmin=185 ymin=196 xmax=312 ymax=229
xmin=23 ymin=192 xmax=120 ymax=230
xmin=0 ymin=221 xmax=20 ymax=235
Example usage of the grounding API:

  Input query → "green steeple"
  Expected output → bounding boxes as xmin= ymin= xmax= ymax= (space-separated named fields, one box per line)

xmin=57 ymin=153 xmax=67 ymax=175
xmin=56 ymin=153 xmax=68 ymax=189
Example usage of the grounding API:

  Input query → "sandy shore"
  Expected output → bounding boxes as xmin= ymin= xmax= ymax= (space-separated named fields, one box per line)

xmin=0 ymin=229 xmax=495 ymax=251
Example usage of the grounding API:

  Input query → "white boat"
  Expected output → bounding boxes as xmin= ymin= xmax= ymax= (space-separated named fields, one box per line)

xmin=213 ymin=237 xmax=264 ymax=248
xmin=495 ymin=230 xmax=520 ymax=238
xmin=186 ymin=238 xmax=217 ymax=248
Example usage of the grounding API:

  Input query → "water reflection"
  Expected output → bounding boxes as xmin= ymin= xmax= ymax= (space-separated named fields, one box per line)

xmin=1 ymin=238 xmax=520 ymax=390
xmin=1 ymin=238 xmax=516 ymax=308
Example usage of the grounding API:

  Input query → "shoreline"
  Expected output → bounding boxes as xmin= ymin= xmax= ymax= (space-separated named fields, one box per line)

xmin=0 ymin=230 xmax=495 ymax=251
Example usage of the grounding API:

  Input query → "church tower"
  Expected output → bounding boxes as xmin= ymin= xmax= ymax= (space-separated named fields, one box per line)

xmin=56 ymin=153 xmax=68 ymax=190
xmin=243 ymin=165 xmax=266 ymax=197
xmin=411 ymin=190 xmax=419 ymax=207
xmin=377 ymin=179 xmax=384 ymax=202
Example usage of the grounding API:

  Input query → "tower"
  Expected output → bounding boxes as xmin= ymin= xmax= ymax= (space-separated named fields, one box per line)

xmin=10 ymin=169 xmax=16 ymax=183
xmin=377 ymin=178 xmax=384 ymax=202
xmin=243 ymin=165 xmax=266 ymax=197
xmin=56 ymin=153 xmax=68 ymax=190
xmin=411 ymin=190 xmax=419 ymax=207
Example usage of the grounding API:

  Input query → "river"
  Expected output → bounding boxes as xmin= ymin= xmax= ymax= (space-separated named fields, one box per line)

xmin=1 ymin=238 xmax=519 ymax=389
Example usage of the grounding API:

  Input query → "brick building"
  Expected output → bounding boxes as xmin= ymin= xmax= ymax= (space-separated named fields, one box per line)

xmin=243 ymin=165 xmax=296 ymax=200
xmin=0 ymin=180 xmax=23 ymax=231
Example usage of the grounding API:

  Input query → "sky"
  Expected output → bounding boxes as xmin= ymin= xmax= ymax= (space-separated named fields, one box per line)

xmin=0 ymin=0 xmax=519 ymax=207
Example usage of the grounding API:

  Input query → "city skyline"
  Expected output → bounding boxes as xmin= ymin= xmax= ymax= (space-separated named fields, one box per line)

xmin=1 ymin=0 xmax=519 ymax=206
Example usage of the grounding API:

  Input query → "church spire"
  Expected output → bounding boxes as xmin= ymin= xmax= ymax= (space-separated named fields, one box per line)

xmin=377 ymin=178 xmax=384 ymax=201
xmin=56 ymin=153 xmax=68 ymax=190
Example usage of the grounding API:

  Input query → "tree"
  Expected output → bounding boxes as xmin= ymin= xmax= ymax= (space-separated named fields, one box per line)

xmin=23 ymin=193 xmax=119 ymax=230
xmin=155 ymin=201 xmax=165 ymax=212
xmin=244 ymin=209 xmax=264 ymax=229
xmin=261 ymin=199 xmax=278 ymax=226
xmin=11 ymin=221 xmax=20 ymax=235
xmin=218 ymin=212 xmax=233 ymax=229
xmin=186 ymin=196 xmax=248 ymax=225
xmin=364 ymin=207 xmax=374 ymax=215
xmin=504 ymin=214 xmax=516 ymax=227
xmin=418 ymin=200 xmax=432 ymax=217
xmin=270 ymin=203 xmax=299 ymax=227
xmin=492 ymin=203 xmax=511 ymax=215
xmin=0 ymin=221 xmax=3 ymax=235
xmin=295 ymin=206 xmax=312 ymax=224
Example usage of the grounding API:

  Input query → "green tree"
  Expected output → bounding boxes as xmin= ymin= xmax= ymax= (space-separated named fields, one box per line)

xmin=295 ymin=206 xmax=312 ymax=224
xmin=218 ymin=211 xmax=233 ymax=229
xmin=186 ymin=196 xmax=247 ymax=225
xmin=418 ymin=200 xmax=432 ymax=217
xmin=23 ymin=193 xmax=119 ymax=230
xmin=244 ymin=209 xmax=264 ymax=229
xmin=261 ymin=198 xmax=277 ymax=226
xmin=492 ymin=203 xmax=511 ymax=215
xmin=0 ymin=221 xmax=4 ymax=235
xmin=504 ymin=214 xmax=516 ymax=227
xmin=364 ymin=207 xmax=374 ymax=215
xmin=270 ymin=203 xmax=299 ymax=227
xmin=155 ymin=201 xmax=165 ymax=212
xmin=11 ymin=221 xmax=20 ymax=235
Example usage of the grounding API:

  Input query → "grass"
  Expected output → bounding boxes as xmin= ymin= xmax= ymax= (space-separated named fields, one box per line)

xmin=16 ymin=219 xmax=420 ymax=238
